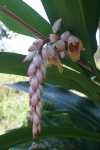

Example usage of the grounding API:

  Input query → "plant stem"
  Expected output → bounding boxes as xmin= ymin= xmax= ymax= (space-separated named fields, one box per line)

xmin=0 ymin=5 xmax=47 ymax=39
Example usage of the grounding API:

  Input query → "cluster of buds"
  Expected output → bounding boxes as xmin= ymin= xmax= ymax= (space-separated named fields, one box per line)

xmin=22 ymin=18 xmax=86 ymax=140
xmin=28 ymin=141 xmax=48 ymax=149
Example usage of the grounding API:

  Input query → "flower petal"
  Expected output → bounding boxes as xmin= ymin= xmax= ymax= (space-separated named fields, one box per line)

xmin=39 ymin=84 xmax=42 ymax=96
xmin=42 ymin=47 xmax=49 ymax=60
xmin=36 ymin=68 xmax=43 ymax=85
xmin=29 ymin=86 xmax=35 ymax=98
xmin=31 ymin=93 xmax=38 ymax=107
xmin=22 ymin=51 xmax=36 ymax=63
xmin=55 ymin=40 xmax=65 ymax=52
xmin=28 ymin=63 xmax=36 ymax=76
xmin=40 ymin=63 xmax=46 ymax=79
xmin=59 ymin=51 xmax=65 ymax=59
xmin=60 ymin=31 xmax=71 ymax=42
xmin=33 ymin=113 xmax=40 ymax=126
xmin=50 ymin=34 xmax=59 ymax=43
xmin=36 ymin=104 xmax=42 ymax=119
xmin=32 ymin=54 xmax=42 ymax=67
xmin=36 ymin=87 xmax=41 ymax=101
xmin=32 ymin=124 xmax=37 ymax=140
xmin=52 ymin=18 xmax=62 ymax=33
xmin=31 ymin=76 xmax=38 ymax=90
xmin=28 ymin=39 xmax=43 ymax=52
xmin=38 ymin=100 xmax=43 ymax=112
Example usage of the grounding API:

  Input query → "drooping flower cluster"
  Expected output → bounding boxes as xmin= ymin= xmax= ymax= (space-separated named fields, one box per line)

xmin=22 ymin=18 xmax=86 ymax=140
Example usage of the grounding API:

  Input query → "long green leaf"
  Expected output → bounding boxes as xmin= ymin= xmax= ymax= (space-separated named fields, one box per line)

xmin=1 ymin=52 xmax=99 ymax=102
xmin=0 ymin=0 xmax=52 ymax=38
xmin=0 ymin=126 xmax=100 ymax=150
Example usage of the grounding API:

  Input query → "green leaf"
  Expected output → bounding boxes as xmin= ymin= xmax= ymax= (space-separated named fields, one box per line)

xmin=2 ymin=52 xmax=99 ymax=102
xmin=5 ymin=81 xmax=100 ymax=130
xmin=68 ymin=112 xmax=100 ymax=150
xmin=0 ymin=126 xmax=100 ymax=150
xmin=0 ymin=0 xmax=52 ymax=38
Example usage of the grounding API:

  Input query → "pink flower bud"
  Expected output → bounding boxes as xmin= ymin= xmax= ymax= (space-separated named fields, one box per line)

xmin=30 ymin=111 xmax=35 ymax=123
xmin=32 ymin=54 xmax=42 ymax=67
xmin=54 ymin=50 xmax=60 ymax=61
xmin=40 ymin=63 xmax=46 ymax=79
xmin=42 ymin=47 xmax=49 ymax=60
xmin=28 ymin=63 xmax=36 ymax=76
xmin=31 ymin=93 xmax=38 ymax=107
xmin=36 ymin=68 xmax=43 ymax=85
xmin=42 ymin=59 xmax=49 ymax=69
xmin=82 ymin=47 xmax=86 ymax=51
xmin=29 ymin=75 xmax=33 ymax=86
xmin=22 ymin=51 xmax=36 ymax=63
xmin=36 ymin=104 xmax=42 ymax=119
xmin=31 ymin=76 xmax=38 ymax=90
xmin=33 ymin=113 xmax=40 ymax=126
xmin=36 ymin=88 xmax=41 ymax=101
xmin=60 ymin=31 xmax=72 ymax=42
xmin=52 ymin=18 xmax=62 ymax=33
xmin=50 ymin=34 xmax=59 ymax=43
xmin=29 ymin=86 xmax=35 ymax=98
xmin=30 ymin=106 xmax=35 ymax=115
xmin=39 ymin=84 xmax=42 ymax=96
xmin=37 ymin=124 xmax=41 ymax=133
xmin=55 ymin=40 xmax=65 ymax=51
xmin=38 ymin=100 xmax=43 ymax=112
xmin=28 ymin=39 xmax=43 ymax=52
xmin=32 ymin=124 xmax=37 ymax=140
xmin=68 ymin=35 xmax=79 ymax=44
xmin=48 ymin=45 xmax=55 ymax=59
xmin=59 ymin=51 xmax=65 ymax=59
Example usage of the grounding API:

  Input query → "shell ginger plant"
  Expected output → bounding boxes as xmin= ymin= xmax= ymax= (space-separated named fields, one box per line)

xmin=22 ymin=18 xmax=86 ymax=140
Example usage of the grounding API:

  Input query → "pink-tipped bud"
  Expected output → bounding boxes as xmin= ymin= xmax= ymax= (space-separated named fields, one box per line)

xmin=38 ymin=100 xmax=43 ymax=112
xmin=22 ymin=51 xmax=37 ymax=63
xmin=40 ymin=63 xmax=46 ymax=78
xmin=55 ymin=40 xmax=65 ymax=52
xmin=48 ymin=45 xmax=55 ymax=59
xmin=39 ymin=84 xmax=42 ymax=96
xmin=29 ymin=86 xmax=35 ymax=98
xmin=36 ymin=88 xmax=41 ymax=101
xmin=31 ymin=76 xmax=38 ymax=90
xmin=50 ymin=34 xmax=59 ymax=43
xmin=28 ymin=63 xmax=36 ymax=76
xmin=52 ymin=18 xmax=62 ymax=33
xmin=31 ymin=93 xmax=38 ymax=107
xmin=42 ymin=47 xmax=49 ymax=60
xmin=36 ymin=68 xmax=43 ymax=85
xmin=32 ymin=124 xmax=37 ymax=140
xmin=28 ymin=39 xmax=43 ymax=52
xmin=82 ymin=47 xmax=86 ymax=51
xmin=32 ymin=54 xmax=42 ymax=67
xmin=29 ymin=75 xmax=33 ymax=86
xmin=37 ymin=124 xmax=41 ymax=133
xmin=33 ymin=113 xmax=40 ymax=126
xmin=30 ymin=106 xmax=35 ymax=115
xmin=59 ymin=51 xmax=65 ymax=59
xmin=68 ymin=35 xmax=79 ymax=44
xmin=30 ymin=111 xmax=35 ymax=123
xmin=60 ymin=31 xmax=72 ymax=42
xmin=54 ymin=50 xmax=60 ymax=62
xmin=36 ymin=105 xmax=42 ymax=119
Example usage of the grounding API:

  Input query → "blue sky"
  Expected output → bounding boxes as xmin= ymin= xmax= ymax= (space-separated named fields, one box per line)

xmin=1 ymin=0 xmax=99 ymax=55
